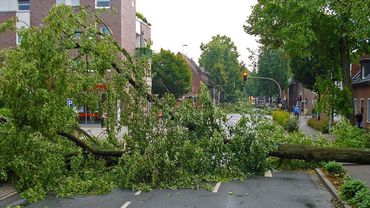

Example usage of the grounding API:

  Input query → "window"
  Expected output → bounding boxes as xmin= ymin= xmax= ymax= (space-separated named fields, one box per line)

xmin=354 ymin=99 xmax=357 ymax=114
xmin=368 ymin=99 xmax=370 ymax=123
xmin=18 ymin=0 xmax=30 ymax=11
xmin=56 ymin=0 xmax=80 ymax=6
xmin=71 ymin=0 xmax=80 ymax=6
xmin=362 ymin=61 xmax=370 ymax=79
xmin=360 ymin=98 xmax=364 ymax=114
xmin=16 ymin=33 xmax=22 ymax=45
xmin=100 ymin=26 xmax=110 ymax=35
xmin=96 ymin=0 xmax=110 ymax=8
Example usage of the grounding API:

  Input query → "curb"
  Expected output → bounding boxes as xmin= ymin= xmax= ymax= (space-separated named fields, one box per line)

xmin=0 ymin=190 xmax=17 ymax=201
xmin=314 ymin=168 xmax=351 ymax=208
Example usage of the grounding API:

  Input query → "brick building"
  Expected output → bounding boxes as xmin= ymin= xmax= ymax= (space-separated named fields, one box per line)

xmin=0 ymin=0 xmax=152 ymax=125
xmin=0 ymin=0 xmax=151 ymax=52
xmin=351 ymin=56 xmax=370 ymax=128
xmin=179 ymin=53 xmax=220 ymax=104
xmin=286 ymin=82 xmax=315 ymax=115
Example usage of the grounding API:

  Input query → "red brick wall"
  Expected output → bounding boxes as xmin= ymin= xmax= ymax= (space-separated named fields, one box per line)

xmin=351 ymin=64 xmax=361 ymax=77
xmin=79 ymin=0 xmax=123 ymax=47
xmin=30 ymin=0 xmax=54 ymax=26
xmin=120 ymin=0 xmax=136 ymax=53
xmin=192 ymin=70 xmax=202 ymax=93
xmin=353 ymin=85 xmax=370 ymax=129
xmin=141 ymin=22 xmax=151 ymax=45
xmin=0 ymin=12 xmax=16 ymax=48
xmin=1 ymin=0 xmax=137 ymax=54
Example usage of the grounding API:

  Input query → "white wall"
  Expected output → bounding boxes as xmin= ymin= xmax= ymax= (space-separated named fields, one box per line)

xmin=16 ymin=11 xmax=30 ymax=29
xmin=0 ymin=0 xmax=17 ymax=12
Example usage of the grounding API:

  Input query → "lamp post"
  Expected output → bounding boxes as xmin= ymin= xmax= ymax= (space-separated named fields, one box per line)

xmin=246 ymin=76 xmax=282 ymax=99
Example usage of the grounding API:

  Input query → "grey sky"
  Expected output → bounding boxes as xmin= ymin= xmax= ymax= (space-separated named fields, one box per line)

xmin=136 ymin=0 xmax=259 ymax=67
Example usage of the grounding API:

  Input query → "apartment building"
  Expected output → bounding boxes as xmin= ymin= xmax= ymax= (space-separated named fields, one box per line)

xmin=0 ymin=0 xmax=152 ymax=125
xmin=0 ymin=0 xmax=151 ymax=52
xmin=351 ymin=56 xmax=370 ymax=128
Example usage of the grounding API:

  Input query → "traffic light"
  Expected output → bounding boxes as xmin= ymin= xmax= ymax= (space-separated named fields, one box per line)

xmin=243 ymin=71 xmax=248 ymax=81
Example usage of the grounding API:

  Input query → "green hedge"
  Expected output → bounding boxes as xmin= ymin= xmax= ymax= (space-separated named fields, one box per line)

xmin=332 ymin=119 xmax=370 ymax=148
xmin=339 ymin=178 xmax=370 ymax=207
xmin=307 ymin=118 xmax=329 ymax=133
xmin=272 ymin=110 xmax=298 ymax=132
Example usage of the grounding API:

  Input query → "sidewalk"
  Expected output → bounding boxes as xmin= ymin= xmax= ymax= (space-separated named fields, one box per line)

xmin=299 ymin=116 xmax=370 ymax=188
xmin=0 ymin=183 xmax=20 ymax=207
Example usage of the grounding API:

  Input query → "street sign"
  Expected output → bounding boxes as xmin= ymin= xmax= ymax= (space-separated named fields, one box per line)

xmin=67 ymin=98 xmax=73 ymax=107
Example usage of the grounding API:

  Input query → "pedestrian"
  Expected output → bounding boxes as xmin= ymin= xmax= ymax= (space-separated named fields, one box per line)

xmin=293 ymin=105 xmax=300 ymax=118
xmin=355 ymin=111 xmax=363 ymax=128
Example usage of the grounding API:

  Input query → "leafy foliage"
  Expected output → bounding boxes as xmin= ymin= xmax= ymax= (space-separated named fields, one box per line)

xmin=272 ymin=110 xmax=298 ymax=132
xmin=245 ymin=0 xmax=370 ymax=119
xmin=199 ymin=35 xmax=243 ymax=102
xmin=339 ymin=178 xmax=368 ymax=204
xmin=324 ymin=161 xmax=346 ymax=177
xmin=152 ymin=49 xmax=192 ymax=98
xmin=255 ymin=48 xmax=290 ymax=97
xmin=332 ymin=119 xmax=370 ymax=148
xmin=315 ymin=76 xmax=353 ymax=119
xmin=355 ymin=188 xmax=370 ymax=208
xmin=136 ymin=12 xmax=151 ymax=26
xmin=0 ymin=5 xmax=345 ymax=203
xmin=113 ymin=85 xmax=272 ymax=191
xmin=307 ymin=118 xmax=329 ymax=133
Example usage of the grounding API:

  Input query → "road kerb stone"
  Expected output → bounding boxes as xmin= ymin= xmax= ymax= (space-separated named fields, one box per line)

xmin=314 ymin=168 xmax=350 ymax=208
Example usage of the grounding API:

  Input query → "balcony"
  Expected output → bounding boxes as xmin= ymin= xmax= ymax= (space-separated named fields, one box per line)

xmin=135 ymin=47 xmax=152 ymax=58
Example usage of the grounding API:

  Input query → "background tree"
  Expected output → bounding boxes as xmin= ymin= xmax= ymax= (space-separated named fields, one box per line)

xmin=199 ymin=35 xmax=243 ymax=102
xmin=245 ymin=0 xmax=370 ymax=119
xmin=152 ymin=49 xmax=192 ymax=98
xmin=255 ymin=48 xmax=290 ymax=97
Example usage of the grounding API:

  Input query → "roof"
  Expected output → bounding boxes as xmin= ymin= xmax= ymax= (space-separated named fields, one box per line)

xmin=178 ymin=53 xmax=214 ymax=87
xmin=352 ymin=57 xmax=370 ymax=87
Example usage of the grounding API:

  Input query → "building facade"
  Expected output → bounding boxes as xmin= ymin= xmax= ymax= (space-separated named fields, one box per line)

xmin=179 ymin=53 xmax=220 ymax=104
xmin=0 ymin=0 xmax=152 ymax=125
xmin=0 ymin=0 xmax=151 ymax=53
xmin=286 ymin=82 xmax=315 ymax=115
xmin=352 ymin=56 xmax=370 ymax=129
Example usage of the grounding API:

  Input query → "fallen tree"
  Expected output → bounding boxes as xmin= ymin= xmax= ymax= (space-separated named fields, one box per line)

xmin=57 ymin=129 xmax=370 ymax=164
xmin=270 ymin=144 xmax=370 ymax=164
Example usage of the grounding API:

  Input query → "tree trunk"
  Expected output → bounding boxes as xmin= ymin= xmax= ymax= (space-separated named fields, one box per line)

xmin=270 ymin=144 xmax=370 ymax=164
xmin=340 ymin=37 xmax=355 ymax=123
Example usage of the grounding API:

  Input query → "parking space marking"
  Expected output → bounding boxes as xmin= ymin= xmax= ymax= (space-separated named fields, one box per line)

xmin=134 ymin=191 xmax=142 ymax=196
xmin=121 ymin=201 xmax=131 ymax=208
xmin=264 ymin=170 xmax=273 ymax=177
xmin=212 ymin=182 xmax=222 ymax=193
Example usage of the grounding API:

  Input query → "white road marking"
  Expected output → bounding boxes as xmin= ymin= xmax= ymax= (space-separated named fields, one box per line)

xmin=134 ymin=191 xmax=142 ymax=195
xmin=264 ymin=170 xmax=273 ymax=177
xmin=121 ymin=201 xmax=131 ymax=208
xmin=212 ymin=182 xmax=222 ymax=193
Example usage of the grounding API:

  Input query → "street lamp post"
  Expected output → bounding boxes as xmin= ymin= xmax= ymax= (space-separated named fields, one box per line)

xmin=247 ymin=76 xmax=282 ymax=99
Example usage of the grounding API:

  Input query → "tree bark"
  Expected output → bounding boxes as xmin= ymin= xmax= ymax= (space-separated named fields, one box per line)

xmin=270 ymin=144 xmax=370 ymax=164
xmin=340 ymin=37 xmax=355 ymax=123
xmin=57 ymin=131 xmax=125 ymax=158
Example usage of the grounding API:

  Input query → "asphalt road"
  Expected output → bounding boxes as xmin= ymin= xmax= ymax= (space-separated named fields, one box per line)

xmin=25 ymin=171 xmax=333 ymax=208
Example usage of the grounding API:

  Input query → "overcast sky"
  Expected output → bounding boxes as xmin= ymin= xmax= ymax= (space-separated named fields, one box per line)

xmin=136 ymin=0 xmax=259 ymax=67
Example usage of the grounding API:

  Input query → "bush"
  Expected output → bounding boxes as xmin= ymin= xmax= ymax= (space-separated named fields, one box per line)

xmin=332 ymin=119 xmax=370 ymax=148
xmin=272 ymin=110 xmax=298 ymax=132
xmin=324 ymin=161 xmax=346 ymax=177
xmin=354 ymin=188 xmax=370 ymax=208
xmin=0 ymin=108 xmax=11 ymax=118
xmin=307 ymin=118 xmax=329 ymax=133
xmin=339 ymin=179 xmax=367 ymax=203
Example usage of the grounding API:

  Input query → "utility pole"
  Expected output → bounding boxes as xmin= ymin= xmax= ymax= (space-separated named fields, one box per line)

xmin=246 ymin=76 xmax=282 ymax=99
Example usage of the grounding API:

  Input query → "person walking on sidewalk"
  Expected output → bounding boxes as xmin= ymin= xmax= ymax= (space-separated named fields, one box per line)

xmin=293 ymin=105 xmax=300 ymax=119
xmin=355 ymin=111 xmax=363 ymax=128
